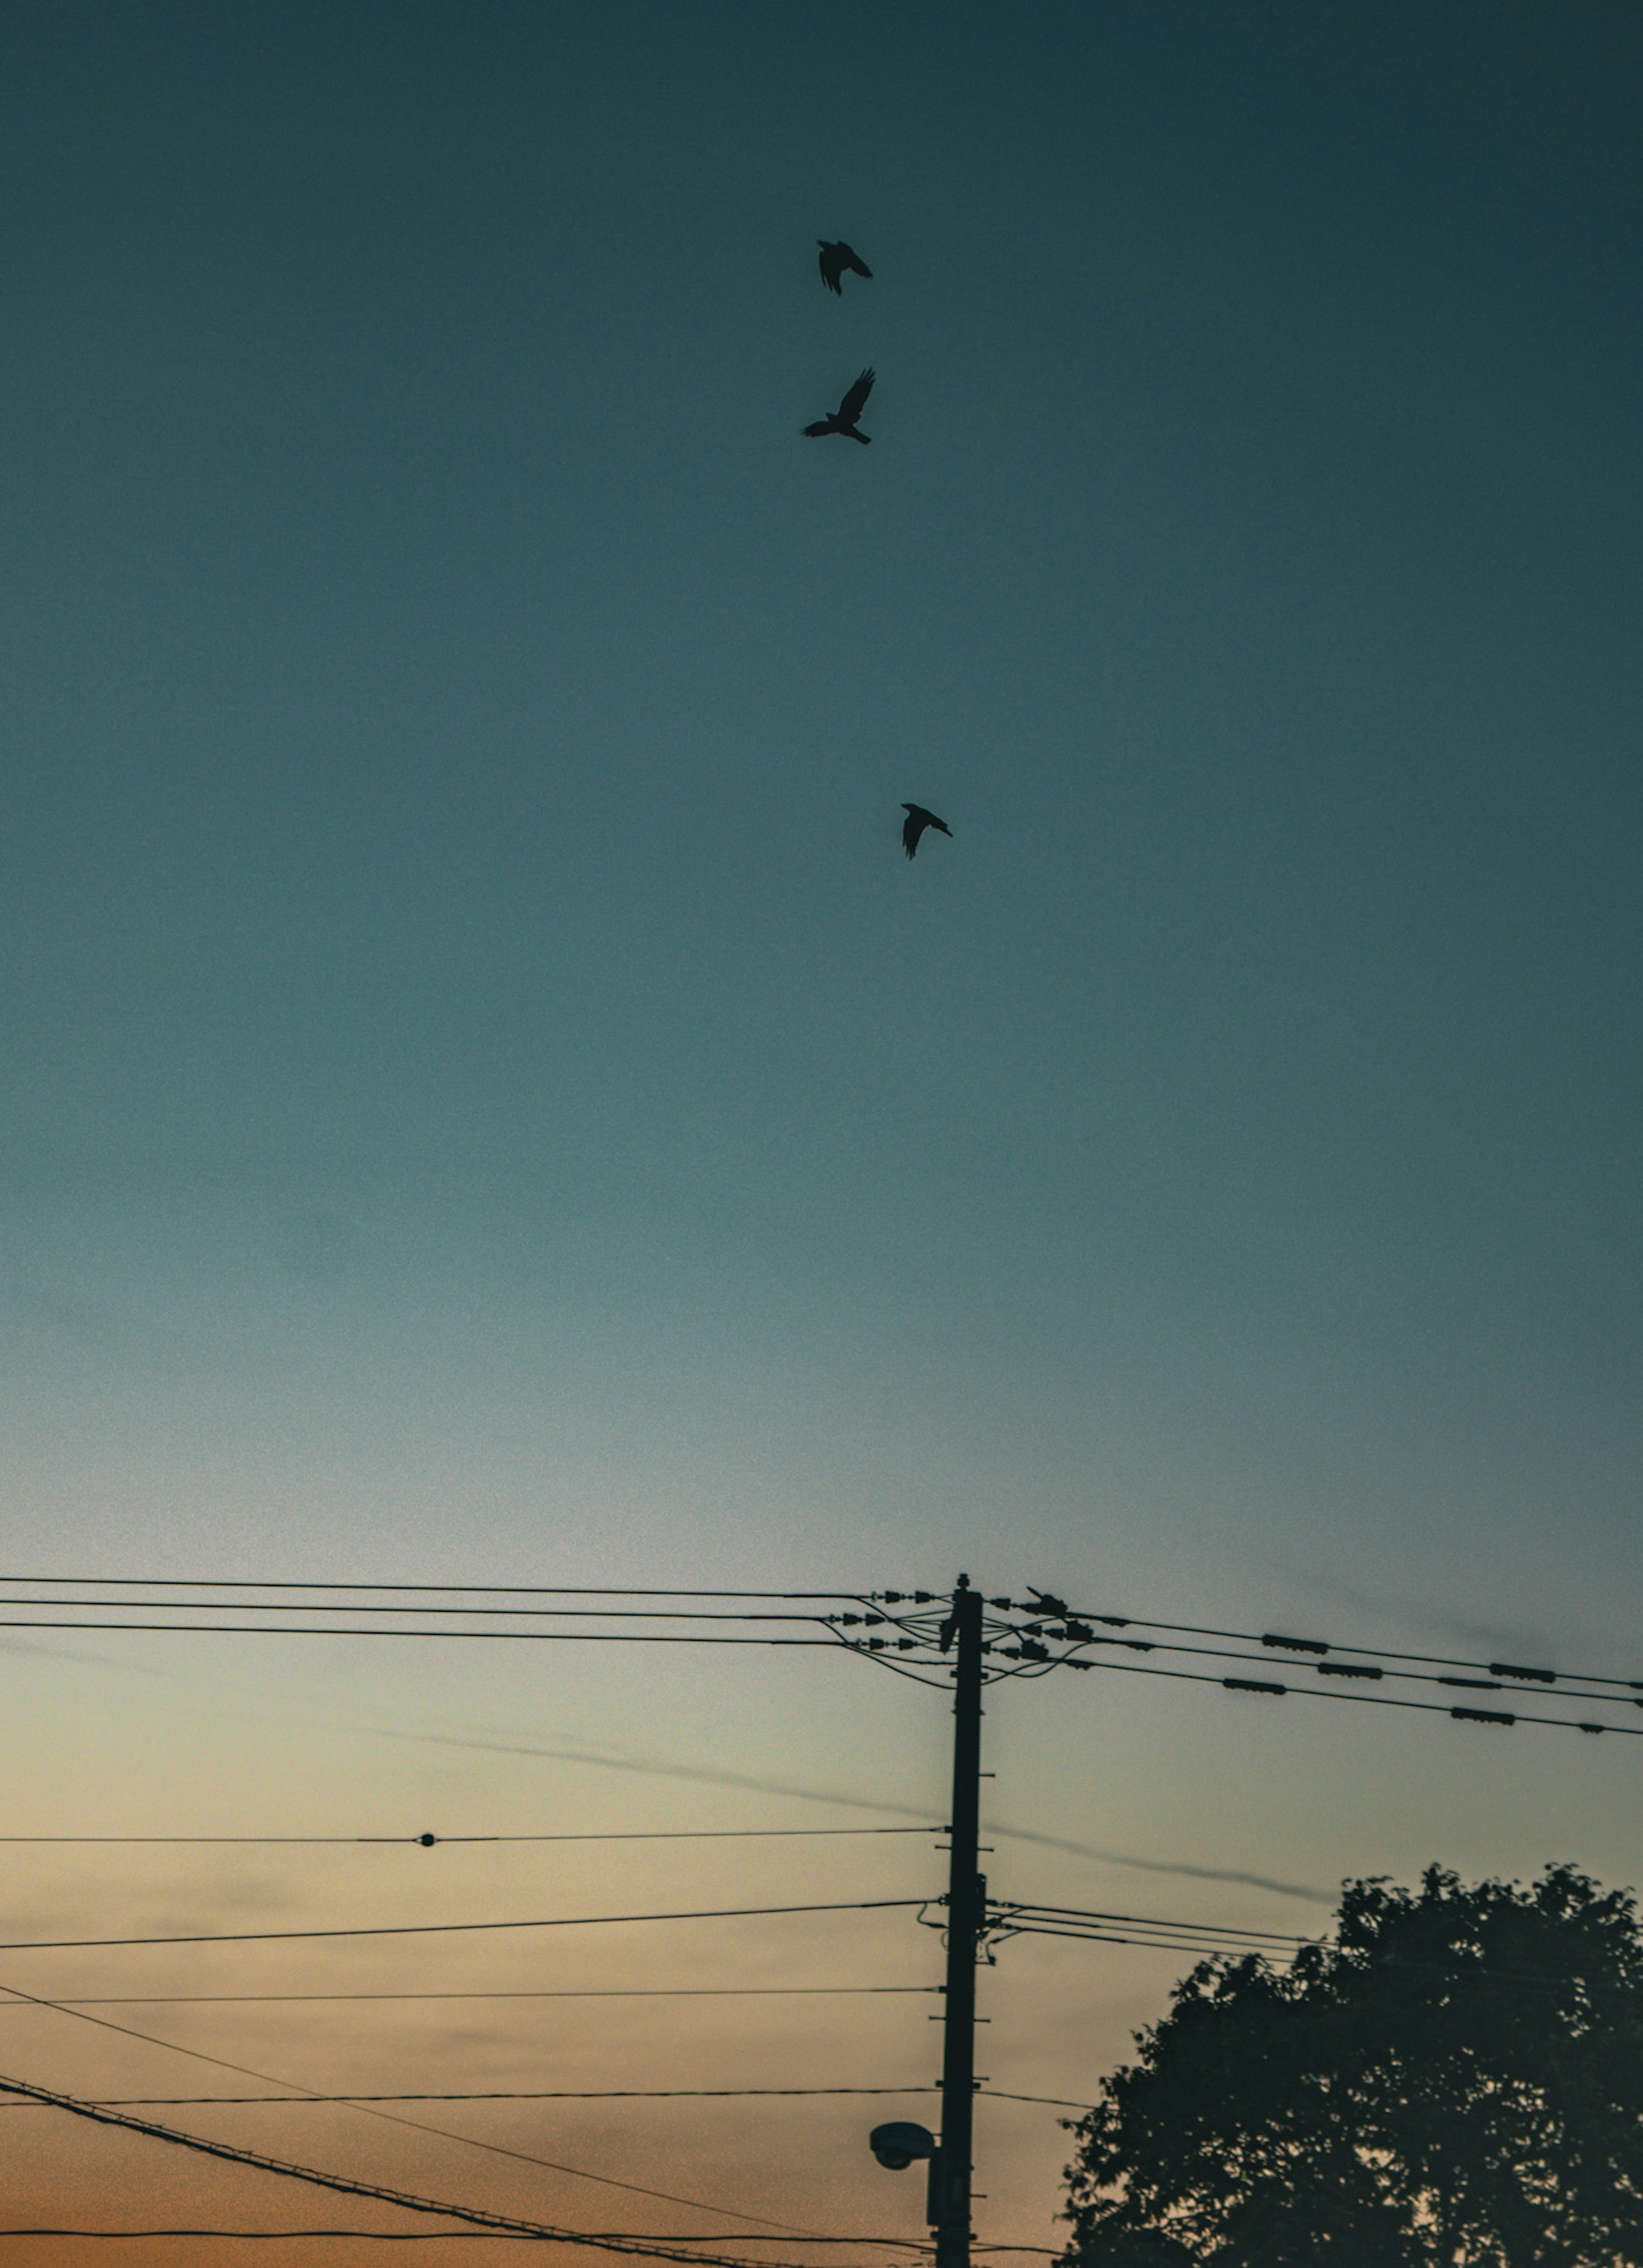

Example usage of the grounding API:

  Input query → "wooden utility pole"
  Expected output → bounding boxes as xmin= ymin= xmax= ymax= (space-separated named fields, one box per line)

xmin=933 ymin=1576 xmax=985 ymax=2268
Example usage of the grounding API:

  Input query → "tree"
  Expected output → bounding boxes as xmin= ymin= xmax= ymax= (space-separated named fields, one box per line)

xmin=1059 ymin=1865 xmax=1643 ymax=2267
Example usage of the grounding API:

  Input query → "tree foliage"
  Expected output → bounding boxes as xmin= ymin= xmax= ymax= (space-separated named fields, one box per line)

xmin=1059 ymin=1865 xmax=1643 ymax=2267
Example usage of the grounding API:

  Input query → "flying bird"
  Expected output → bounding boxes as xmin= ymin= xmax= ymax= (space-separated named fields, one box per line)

xmin=818 ymin=239 xmax=873 ymax=295
xmin=804 ymin=368 xmax=875 ymax=444
xmin=902 ymin=804 xmax=952 ymax=859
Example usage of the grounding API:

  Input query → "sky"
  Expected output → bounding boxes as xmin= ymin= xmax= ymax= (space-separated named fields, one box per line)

xmin=2 ymin=0 xmax=1641 ymax=2257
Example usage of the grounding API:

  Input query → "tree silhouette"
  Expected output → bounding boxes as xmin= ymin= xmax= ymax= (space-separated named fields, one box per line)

xmin=1060 ymin=1865 xmax=1643 ymax=2267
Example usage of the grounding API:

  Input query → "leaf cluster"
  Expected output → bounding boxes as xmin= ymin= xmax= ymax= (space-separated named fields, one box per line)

xmin=1059 ymin=1865 xmax=1643 ymax=2267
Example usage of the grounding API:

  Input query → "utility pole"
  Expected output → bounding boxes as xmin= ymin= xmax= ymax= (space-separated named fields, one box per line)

xmin=933 ymin=1574 xmax=985 ymax=2268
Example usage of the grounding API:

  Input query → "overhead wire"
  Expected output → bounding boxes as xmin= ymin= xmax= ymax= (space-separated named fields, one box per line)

xmin=0 ymin=1977 xmax=818 ymax=2234
xmin=4 ymin=1987 xmax=937 ymax=2005
xmin=0 ymin=2235 xmax=1043 ymax=2255
xmin=360 ymin=1729 xmax=1326 ymax=1900
xmin=817 ymin=1600 xmax=1643 ymax=1725
xmin=989 ymin=1625 xmax=1643 ymax=1709
xmin=997 ymin=1919 xmax=1308 ymax=1960
xmin=0 ymin=2241 xmax=1046 ymax=2255
xmin=15 ymin=1574 xmax=1639 ymax=1695
xmin=0 ymin=1580 xmax=876 ymax=1600
xmin=0 ymin=2087 xmax=944 ymax=2106
xmin=0 ymin=1622 xmax=842 ymax=1645
xmin=0 ymin=1600 xmax=833 ymax=1622
xmin=1039 ymin=1647 xmax=1643 ymax=1738
xmin=0 ymin=1827 xmax=933 ymax=1847
xmin=973 ymin=1594 xmax=1643 ymax=1696
xmin=990 ymin=1901 xmax=1312 ymax=1948
xmin=0 ymin=2068 xmax=878 ymax=2265
xmin=977 ymin=1897 xmax=1643 ymax=2009
xmin=0 ymin=2236 xmax=626 ymax=2246
xmin=0 ymin=1896 xmax=924 ymax=1953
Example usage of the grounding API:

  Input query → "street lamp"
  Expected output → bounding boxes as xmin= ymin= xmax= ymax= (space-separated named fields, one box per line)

xmin=868 ymin=2120 xmax=942 ymax=2228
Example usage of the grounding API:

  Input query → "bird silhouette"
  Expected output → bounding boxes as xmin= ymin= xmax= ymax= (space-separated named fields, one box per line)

xmin=902 ymin=804 xmax=952 ymax=859
xmin=818 ymin=240 xmax=873 ymax=295
xmin=804 ymin=368 xmax=875 ymax=444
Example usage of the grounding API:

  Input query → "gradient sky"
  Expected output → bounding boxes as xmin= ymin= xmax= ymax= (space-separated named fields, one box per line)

xmin=2 ymin=1 xmax=1641 ymax=2259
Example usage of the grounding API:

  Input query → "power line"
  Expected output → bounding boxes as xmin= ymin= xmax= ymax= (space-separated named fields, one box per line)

xmin=0 ymin=2069 xmax=864 ymax=2266
xmin=0 ymin=2087 xmax=944 ymax=2105
xmin=0 ymin=1600 xmax=832 ymax=1622
xmin=0 ymin=1978 xmax=815 ymax=2234
xmin=0 ymin=2238 xmax=1040 ymax=2254
xmin=18 ymin=1572 xmax=1637 ymax=1697
xmin=1052 ymin=1649 xmax=1643 ymax=1738
xmin=996 ymin=1921 xmax=1308 ymax=1960
xmin=979 ymin=2093 xmax=1093 ymax=2111
xmin=0 ymin=1621 xmax=841 ymax=1645
xmin=814 ymin=1600 xmax=1643 ymax=1720
xmin=991 ymin=1901 xmax=1312 ymax=1948
xmin=12 ymin=1987 xmax=937 ymax=2006
xmin=0 ymin=1827 xmax=932 ymax=1847
xmin=801 ymin=1590 xmax=1643 ymax=1717
xmin=1017 ymin=1627 xmax=1643 ymax=1709
xmin=973 ymin=1593 xmax=1643 ymax=1698
xmin=979 ymin=1898 xmax=1643 ymax=2009
xmin=0 ymin=1895 xmax=923 ymax=1953
xmin=372 ymin=1731 xmax=1326 ymax=1902
xmin=0 ymin=1581 xmax=874 ymax=1600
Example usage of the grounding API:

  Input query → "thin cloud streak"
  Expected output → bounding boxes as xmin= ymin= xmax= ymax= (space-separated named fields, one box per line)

xmin=0 ymin=1637 xmax=166 ymax=1677
xmin=371 ymin=1729 xmax=1331 ymax=1903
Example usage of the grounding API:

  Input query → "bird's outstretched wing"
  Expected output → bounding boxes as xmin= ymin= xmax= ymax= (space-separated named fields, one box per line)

xmin=802 ymin=418 xmax=833 ymax=436
xmin=838 ymin=368 xmax=875 ymax=423
xmin=901 ymin=803 xmax=952 ymax=859
xmin=818 ymin=240 xmax=872 ymax=293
